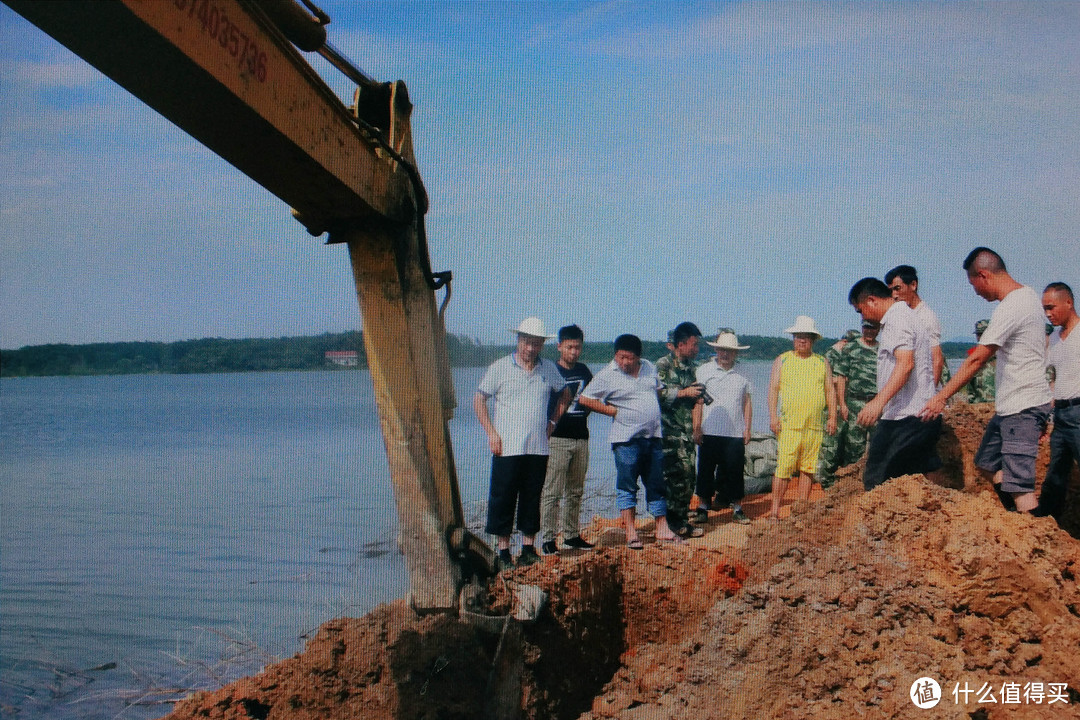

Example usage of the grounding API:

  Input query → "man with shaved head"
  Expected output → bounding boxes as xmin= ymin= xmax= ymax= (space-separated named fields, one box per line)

xmin=920 ymin=248 xmax=1052 ymax=513
xmin=1036 ymin=282 xmax=1080 ymax=522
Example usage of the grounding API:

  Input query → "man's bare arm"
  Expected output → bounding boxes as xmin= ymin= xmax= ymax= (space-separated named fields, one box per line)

xmin=920 ymin=344 xmax=996 ymax=419
xmin=578 ymin=395 xmax=616 ymax=418
xmin=473 ymin=391 xmax=502 ymax=456
xmin=768 ymin=356 xmax=782 ymax=435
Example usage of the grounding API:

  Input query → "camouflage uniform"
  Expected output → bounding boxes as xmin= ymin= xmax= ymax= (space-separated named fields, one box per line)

xmin=965 ymin=320 xmax=995 ymax=404
xmin=656 ymin=352 xmax=699 ymax=530
xmin=817 ymin=331 xmax=859 ymax=487
xmin=966 ymin=362 xmax=996 ymax=403
xmin=819 ymin=337 xmax=877 ymax=486
xmin=836 ymin=338 xmax=878 ymax=464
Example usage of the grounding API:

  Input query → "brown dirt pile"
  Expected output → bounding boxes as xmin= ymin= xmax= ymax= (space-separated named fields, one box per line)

xmin=163 ymin=547 xmax=745 ymax=720
xmin=599 ymin=474 xmax=1080 ymax=719
xmin=164 ymin=403 xmax=1080 ymax=720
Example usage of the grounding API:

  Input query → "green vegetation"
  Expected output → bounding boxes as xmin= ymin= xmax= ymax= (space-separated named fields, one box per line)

xmin=0 ymin=332 xmax=974 ymax=378
xmin=0 ymin=333 xmax=365 ymax=377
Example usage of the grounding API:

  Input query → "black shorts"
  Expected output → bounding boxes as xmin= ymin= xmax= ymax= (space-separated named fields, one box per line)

xmin=696 ymin=435 xmax=745 ymax=505
xmin=485 ymin=454 xmax=548 ymax=537
xmin=864 ymin=416 xmax=942 ymax=491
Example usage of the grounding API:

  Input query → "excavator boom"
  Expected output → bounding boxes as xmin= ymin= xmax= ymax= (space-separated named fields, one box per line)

xmin=5 ymin=0 xmax=487 ymax=611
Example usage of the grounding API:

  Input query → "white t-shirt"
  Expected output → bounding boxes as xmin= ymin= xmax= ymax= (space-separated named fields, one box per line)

xmin=477 ymin=354 xmax=566 ymax=456
xmin=876 ymin=301 xmax=936 ymax=420
xmin=979 ymin=286 xmax=1052 ymax=416
xmin=695 ymin=361 xmax=751 ymax=438
xmin=912 ymin=301 xmax=943 ymax=348
xmin=582 ymin=359 xmax=663 ymax=444
xmin=1047 ymin=329 xmax=1080 ymax=402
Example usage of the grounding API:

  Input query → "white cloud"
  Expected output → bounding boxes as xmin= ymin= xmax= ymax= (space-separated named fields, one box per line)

xmin=8 ymin=57 xmax=103 ymax=89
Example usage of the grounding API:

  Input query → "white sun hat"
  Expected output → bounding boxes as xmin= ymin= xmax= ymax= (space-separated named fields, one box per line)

xmin=511 ymin=317 xmax=556 ymax=338
xmin=706 ymin=331 xmax=750 ymax=350
xmin=784 ymin=315 xmax=822 ymax=338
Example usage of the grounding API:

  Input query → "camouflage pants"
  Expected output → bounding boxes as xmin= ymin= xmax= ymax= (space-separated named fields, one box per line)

xmin=662 ymin=436 xmax=696 ymax=528
xmin=818 ymin=397 xmax=873 ymax=488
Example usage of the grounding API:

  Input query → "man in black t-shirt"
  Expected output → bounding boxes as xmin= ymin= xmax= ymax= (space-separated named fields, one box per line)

xmin=540 ymin=325 xmax=595 ymax=554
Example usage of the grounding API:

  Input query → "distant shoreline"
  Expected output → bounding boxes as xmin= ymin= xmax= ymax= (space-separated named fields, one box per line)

xmin=0 ymin=332 xmax=974 ymax=379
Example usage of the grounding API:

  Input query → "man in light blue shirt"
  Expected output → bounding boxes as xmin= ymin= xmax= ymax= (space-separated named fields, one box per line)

xmin=475 ymin=317 xmax=570 ymax=570
xmin=579 ymin=334 xmax=681 ymax=549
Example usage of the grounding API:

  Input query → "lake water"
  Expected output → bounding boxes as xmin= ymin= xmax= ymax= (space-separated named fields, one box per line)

xmin=0 ymin=361 xmax=779 ymax=719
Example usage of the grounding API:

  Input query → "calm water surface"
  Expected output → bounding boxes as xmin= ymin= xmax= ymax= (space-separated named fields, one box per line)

xmin=0 ymin=362 xmax=777 ymax=719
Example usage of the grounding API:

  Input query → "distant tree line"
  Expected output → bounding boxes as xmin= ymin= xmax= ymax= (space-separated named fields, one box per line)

xmin=0 ymin=332 xmax=973 ymax=378
xmin=0 ymin=332 xmax=365 ymax=377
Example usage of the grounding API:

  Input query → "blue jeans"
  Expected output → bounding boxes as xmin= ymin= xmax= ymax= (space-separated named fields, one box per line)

xmin=1038 ymin=404 xmax=1080 ymax=519
xmin=613 ymin=437 xmax=667 ymax=517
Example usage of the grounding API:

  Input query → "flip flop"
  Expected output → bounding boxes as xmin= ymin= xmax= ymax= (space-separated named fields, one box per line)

xmin=656 ymin=535 xmax=685 ymax=546
xmin=626 ymin=538 xmax=644 ymax=550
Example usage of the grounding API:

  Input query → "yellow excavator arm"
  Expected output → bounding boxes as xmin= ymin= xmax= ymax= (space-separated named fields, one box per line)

xmin=4 ymin=0 xmax=491 ymax=611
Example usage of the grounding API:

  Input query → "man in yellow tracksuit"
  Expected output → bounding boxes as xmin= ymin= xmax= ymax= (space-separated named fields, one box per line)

xmin=767 ymin=316 xmax=838 ymax=519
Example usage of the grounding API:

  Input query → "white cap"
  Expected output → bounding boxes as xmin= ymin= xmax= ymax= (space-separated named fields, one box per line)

xmin=706 ymin=332 xmax=750 ymax=350
xmin=784 ymin=315 xmax=822 ymax=338
xmin=511 ymin=317 xmax=555 ymax=339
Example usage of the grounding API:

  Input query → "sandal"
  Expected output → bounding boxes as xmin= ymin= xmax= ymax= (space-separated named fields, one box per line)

xmin=656 ymin=534 xmax=685 ymax=546
xmin=626 ymin=538 xmax=644 ymax=550
xmin=675 ymin=524 xmax=705 ymax=539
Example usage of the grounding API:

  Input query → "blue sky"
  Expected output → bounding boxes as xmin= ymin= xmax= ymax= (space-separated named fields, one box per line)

xmin=2 ymin=1 xmax=1078 ymax=349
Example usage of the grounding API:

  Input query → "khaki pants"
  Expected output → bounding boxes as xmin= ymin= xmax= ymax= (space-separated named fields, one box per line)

xmin=540 ymin=436 xmax=590 ymax=542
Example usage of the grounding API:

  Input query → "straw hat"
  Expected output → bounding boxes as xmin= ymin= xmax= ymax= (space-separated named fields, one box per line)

xmin=706 ymin=331 xmax=750 ymax=350
xmin=784 ymin=315 xmax=822 ymax=338
xmin=511 ymin=317 xmax=555 ymax=338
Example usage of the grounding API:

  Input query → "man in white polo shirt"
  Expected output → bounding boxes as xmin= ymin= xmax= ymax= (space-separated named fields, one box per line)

xmin=1036 ymin=282 xmax=1080 ymax=522
xmin=920 ymin=248 xmax=1053 ymax=513
xmin=886 ymin=265 xmax=947 ymax=387
xmin=475 ymin=317 xmax=571 ymax=570
xmin=578 ymin=334 xmax=681 ymax=549
xmin=692 ymin=330 xmax=753 ymax=524
xmin=848 ymin=277 xmax=940 ymax=490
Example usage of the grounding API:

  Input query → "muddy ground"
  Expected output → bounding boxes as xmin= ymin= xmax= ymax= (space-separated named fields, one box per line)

xmin=163 ymin=402 xmax=1080 ymax=720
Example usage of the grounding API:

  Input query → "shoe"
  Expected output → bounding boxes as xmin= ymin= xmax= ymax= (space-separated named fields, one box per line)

xmin=690 ymin=508 xmax=709 ymax=525
xmin=517 ymin=545 xmax=541 ymax=567
xmin=731 ymin=509 xmax=751 ymax=525
xmin=494 ymin=549 xmax=514 ymax=572
xmin=626 ymin=538 xmax=644 ymax=550
xmin=674 ymin=523 xmax=705 ymax=539
xmin=541 ymin=540 xmax=559 ymax=555
xmin=563 ymin=536 xmax=594 ymax=550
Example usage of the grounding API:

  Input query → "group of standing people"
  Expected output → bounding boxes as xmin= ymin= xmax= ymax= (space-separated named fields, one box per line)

xmin=917 ymin=249 xmax=1078 ymax=520
xmin=851 ymin=247 xmax=1077 ymax=521
xmin=474 ymin=319 xmax=758 ymax=566
xmin=473 ymin=246 xmax=1079 ymax=568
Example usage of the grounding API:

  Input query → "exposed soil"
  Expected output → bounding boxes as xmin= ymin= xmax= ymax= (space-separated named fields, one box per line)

xmin=163 ymin=402 xmax=1080 ymax=720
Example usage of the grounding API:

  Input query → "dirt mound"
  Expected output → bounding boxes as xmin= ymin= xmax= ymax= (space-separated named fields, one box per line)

xmin=164 ymin=547 xmax=745 ymax=720
xmin=941 ymin=400 xmax=1080 ymax=538
xmin=594 ymin=475 xmax=1080 ymax=719
xmin=164 ymin=403 xmax=1080 ymax=720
